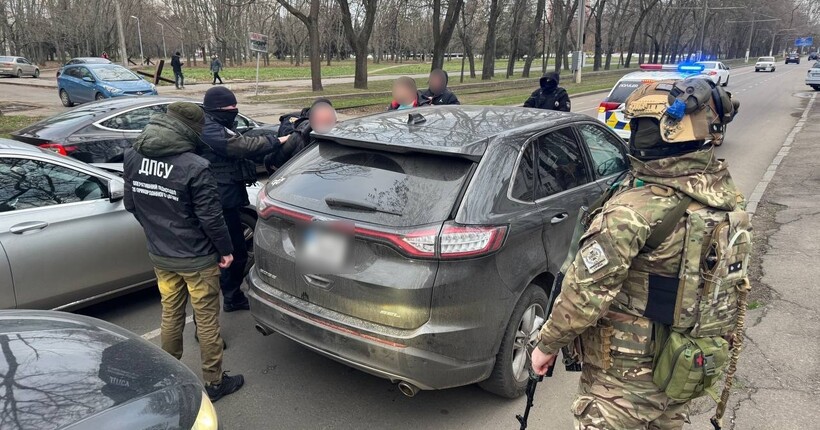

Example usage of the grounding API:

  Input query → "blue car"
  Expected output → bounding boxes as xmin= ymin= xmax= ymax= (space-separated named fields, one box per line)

xmin=58 ymin=63 xmax=158 ymax=107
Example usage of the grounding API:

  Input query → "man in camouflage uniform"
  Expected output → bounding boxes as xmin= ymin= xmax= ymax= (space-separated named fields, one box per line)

xmin=531 ymin=77 xmax=741 ymax=429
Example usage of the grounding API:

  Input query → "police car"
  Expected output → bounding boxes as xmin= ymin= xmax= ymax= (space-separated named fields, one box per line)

xmin=597 ymin=64 xmax=707 ymax=140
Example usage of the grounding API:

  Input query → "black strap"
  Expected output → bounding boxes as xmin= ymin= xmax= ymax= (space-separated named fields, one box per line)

xmin=644 ymin=195 xmax=693 ymax=251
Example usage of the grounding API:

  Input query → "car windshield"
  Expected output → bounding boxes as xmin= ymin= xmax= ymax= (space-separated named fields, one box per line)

xmin=607 ymin=80 xmax=643 ymax=103
xmin=0 ymin=56 xmax=13 ymax=62
xmin=758 ymin=57 xmax=775 ymax=62
xmin=267 ymin=140 xmax=474 ymax=227
xmin=92 ymin=66 xmax=141 ymax=81
xmin=813 ymin=61 xmax=820 ymax=69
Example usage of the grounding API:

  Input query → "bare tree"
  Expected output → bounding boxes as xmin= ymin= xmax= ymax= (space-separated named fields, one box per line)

xmin=430 ymin=0 xmax=464 ymax=71
xmin=277 ymin=0 xmax=323 ymax=91
xmin=337 ymin=0 xmax=378 ymax=89
xmin=481 ymin=0 xmax=505 ymax=80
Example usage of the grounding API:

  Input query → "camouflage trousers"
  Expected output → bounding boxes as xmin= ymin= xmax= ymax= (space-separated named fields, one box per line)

xmin=155 ymin=265 xmax=224 ymax=385
xmin=572 ymin=363 xmax=690 ymax=429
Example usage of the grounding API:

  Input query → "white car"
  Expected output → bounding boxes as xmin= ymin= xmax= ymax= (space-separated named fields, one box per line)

xmin=755 ymin=56 xmax=776 ymax=72
xmin=0 ymin=56 xmax=40 ymax=78
xmin=807 ymin=61 xmax=820 ymax=91
xmin=697 ymin=61 xmax=731 ymax=86
xmin=597 ymin=64 xmax=708 ymax=141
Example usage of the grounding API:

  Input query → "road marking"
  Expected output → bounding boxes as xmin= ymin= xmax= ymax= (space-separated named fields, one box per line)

xmin=141 ymin=315 xmax=194 ymax=340
xmin=746 ymin=91 xmax=816 ymax=214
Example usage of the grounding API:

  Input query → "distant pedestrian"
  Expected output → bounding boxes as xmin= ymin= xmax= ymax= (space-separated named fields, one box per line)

xmin=524 ymin=71 xmax=571 ymax=112
xmin=171 ymin=51 xmax=184 ymax=89
xmin=210 ymin=55 xmax=224 ymax=85
xmin=388 ymin=76 xmax=429 ymax=110
xmin=123 ymin=101 xmax=245 ymax=402
xmin=101 ymin=51 xmax=110 ymax=60
xmin=421 ymin=69 xmax=460 ymax=105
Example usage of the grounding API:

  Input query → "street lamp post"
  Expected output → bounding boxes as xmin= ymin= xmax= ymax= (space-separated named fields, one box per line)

xmin=158 ymin=22 xmax=167 ymax=59
xmin=130 ymin=15 xmax=144 ymax=65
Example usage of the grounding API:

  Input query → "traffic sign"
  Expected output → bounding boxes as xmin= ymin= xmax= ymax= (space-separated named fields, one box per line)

xmin=795 ymin=37 xmax=813 ymax=47
xmin=249 ymin=32 xmax=268 ymax=53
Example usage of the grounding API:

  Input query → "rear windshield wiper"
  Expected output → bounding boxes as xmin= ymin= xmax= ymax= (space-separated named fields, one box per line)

xmin=324 ymin=195 xmax=402 ymax=216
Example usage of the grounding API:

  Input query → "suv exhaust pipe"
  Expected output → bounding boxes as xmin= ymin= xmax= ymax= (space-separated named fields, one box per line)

xmin=255 ymin=324 xmax=273 ymax=336
xmin=397 ymin=381 xmax=419 ymax=398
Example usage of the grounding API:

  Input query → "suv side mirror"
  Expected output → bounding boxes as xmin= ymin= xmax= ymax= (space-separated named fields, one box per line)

xmin=109 ymin=179 xmax=124 ymax=202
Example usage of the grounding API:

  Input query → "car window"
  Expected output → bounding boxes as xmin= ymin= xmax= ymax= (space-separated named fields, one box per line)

xmin=0 ymin=158 xmax=109 ymax=212
xmin=758 ymin=57 xmax=774 ymax=62
xmin=534 ymin=127 xmax=590 ymax=199
xmin=511 ymin=143 xmax=536 ymax=202
xmin=268 ymin=140 xmax=474 ymax=227
xmin=577 ymin=123 xmax=628 ymax=177
xmin=607 ymin=80 xmax=642 ymax=103
xmin=79 ymin=67 xmax=94 ymax=80
xmin=99 ymin=104 xmax=168 ymax=131
xmin=236 ymin=114 xmax=254 ymax=132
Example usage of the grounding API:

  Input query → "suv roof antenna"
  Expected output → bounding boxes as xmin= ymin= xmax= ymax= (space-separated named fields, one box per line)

xmin=407 ymin=113 xmax=426 ymax=125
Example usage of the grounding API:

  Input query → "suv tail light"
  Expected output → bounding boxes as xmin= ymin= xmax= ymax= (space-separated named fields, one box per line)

xmin=598 ymin=101 xmax=621 ymax=113
xmin=258 ymin=197 xmax=507 ymax=259
xmin=38 ymin=143 xmax=76 ymax=156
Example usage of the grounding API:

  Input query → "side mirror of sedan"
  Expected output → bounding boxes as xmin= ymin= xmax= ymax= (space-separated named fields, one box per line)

xmin=82 ymin=76 xmax=95 ymax=83
xmin=109 ymin=179 xmax=124 ymax=202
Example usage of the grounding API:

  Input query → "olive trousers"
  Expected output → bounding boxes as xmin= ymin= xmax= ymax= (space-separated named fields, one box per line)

xmin=155 ymin=265 xmax=224 ymax=385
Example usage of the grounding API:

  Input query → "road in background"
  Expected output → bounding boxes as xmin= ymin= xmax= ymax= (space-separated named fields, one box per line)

xmin=20 ymin=60 xmax=819 ymax=429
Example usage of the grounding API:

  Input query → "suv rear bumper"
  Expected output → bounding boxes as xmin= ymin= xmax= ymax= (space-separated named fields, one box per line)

xmin=246 ymin=268 xmax=494 ymax=390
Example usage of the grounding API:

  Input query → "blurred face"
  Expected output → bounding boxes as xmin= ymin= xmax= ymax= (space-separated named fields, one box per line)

xmin=309 ymin=105 xmax=337 ymax=134
xmin=393 ymin=83 xmax=415 ymax=105
xmin=429 ymin=73 xmax=445 ymax=93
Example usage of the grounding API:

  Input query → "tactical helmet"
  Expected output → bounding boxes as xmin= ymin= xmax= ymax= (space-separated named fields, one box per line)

xmin=623 ymin=77 xmax=738 ymax=157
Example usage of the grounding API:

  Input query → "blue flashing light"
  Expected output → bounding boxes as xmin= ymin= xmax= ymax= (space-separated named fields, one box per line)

xmin=666 ymin=99 xmax=686 ymax=120
xmin=678 ymin=63 xmax=705 ymax=73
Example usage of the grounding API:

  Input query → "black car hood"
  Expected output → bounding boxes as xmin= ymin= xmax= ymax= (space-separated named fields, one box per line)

xmin=0 ymin=311 xmax=202 ymax=430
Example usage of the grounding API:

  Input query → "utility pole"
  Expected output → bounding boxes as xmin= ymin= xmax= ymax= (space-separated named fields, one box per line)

xmin=574 ymin=0 xmax=585 ymax=84
xmin=114 ymin=0 xmax=128 ymax=67
xmin=158 ymin=23 xmax=167 ymax=59
xmin=130 ymin=16 xmax=144 ymax=65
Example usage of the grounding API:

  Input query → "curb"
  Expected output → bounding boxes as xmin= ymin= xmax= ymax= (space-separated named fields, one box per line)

xmin=746 ymin=91 xmax=816 ymax=214
xmin=0 ymin=80 xmax=56 ymax=90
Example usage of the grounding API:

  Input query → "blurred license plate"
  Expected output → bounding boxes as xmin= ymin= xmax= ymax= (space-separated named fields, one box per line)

xmin=298 ymin=222 xmax=352 ymax=273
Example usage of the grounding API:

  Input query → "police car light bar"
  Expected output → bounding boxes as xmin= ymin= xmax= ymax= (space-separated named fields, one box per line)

xmin=638 ymin=63 xmax=705 ymax=73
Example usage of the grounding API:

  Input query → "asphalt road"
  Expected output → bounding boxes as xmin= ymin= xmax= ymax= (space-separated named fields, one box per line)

xmin=4 ymin=61 xmax=816 ymax=429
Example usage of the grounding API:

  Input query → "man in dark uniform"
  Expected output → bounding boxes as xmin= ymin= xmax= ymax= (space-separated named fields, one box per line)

xmin=170 ymin=51 xmax=184 ymax=89
xmin=421 ymin=69 xmax=460 ymax=105
xmin=199 ymin=87 xmax=290 ymax=312
xmin=524 ymin=71 xmax=571 ymax=111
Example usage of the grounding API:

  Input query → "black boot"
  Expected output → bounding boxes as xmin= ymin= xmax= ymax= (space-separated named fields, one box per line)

xmin=206 ymin=372 xmax=245 ymax=402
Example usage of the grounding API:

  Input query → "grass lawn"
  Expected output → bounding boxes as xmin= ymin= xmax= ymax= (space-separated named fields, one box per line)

xmin=0 ymin=115 xmax=42 ymax=138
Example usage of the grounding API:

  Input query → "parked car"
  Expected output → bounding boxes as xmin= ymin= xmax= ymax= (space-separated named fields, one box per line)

xmin=696 ymin=61 xmax=731 ymax=86
xmin=0 ymin=56 xmax=39 ymax=78
xmin=0 ymin=138 xmax=261 ymax=310
xmin=11 ymin=97 xmax=271 ymax=163
xmin=56 ymin=56 xmax=112 ymax=77
xmin=785 ymin=53 xmax=800 ymax=64
xmin=58 ymin=64 xmax=158 ymax=107
xmin=807 ymin=61 xmax=820 ymax=91
xmin=248 ymin=105 xmax=629 ymax=398
xmin=755 ymin=56 xmax=777 ymax=72
xmin=0 ymin=310 xmax=219 ymax=429
xmin=809 ymin=52 xmax=818 ymax=61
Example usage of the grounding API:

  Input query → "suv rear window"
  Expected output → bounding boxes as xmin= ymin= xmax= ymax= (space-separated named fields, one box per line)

xmin=268 ymin=141 xmax=473 ymax=227
xmin=607 ymin=80 xmax=642 ymax=103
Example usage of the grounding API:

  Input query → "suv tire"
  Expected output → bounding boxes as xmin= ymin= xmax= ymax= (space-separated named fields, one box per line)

xmin=59 ymin=89 xmax=74 ymax=107
xmin=479 ymin=284 xmax=548 ymax=398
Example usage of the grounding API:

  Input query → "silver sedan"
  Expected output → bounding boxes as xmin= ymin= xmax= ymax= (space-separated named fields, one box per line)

xmin=0 ymin=138 xmax=260 ymax=310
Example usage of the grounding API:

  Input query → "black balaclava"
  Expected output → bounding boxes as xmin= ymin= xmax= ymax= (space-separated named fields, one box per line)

xmin=203 ymin=86 xmax=239 ymax=127
xmin=540 ymin=72 xmax=560 ymax=91
xmin=628 ymin=117 xmax=705 ymax=160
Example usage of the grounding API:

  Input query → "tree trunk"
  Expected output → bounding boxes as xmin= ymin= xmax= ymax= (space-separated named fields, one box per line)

xmin=521 ymin=0 xmax=546 ymax=78
xmin=431 ymin=0 xmax=464 ymax=71
xmin=624 ymin=0 xmax=658 ymax=68
xmin=506 ymin=0 xmax=526 ymax=78
xmin=481 ymin=0 xmax=502 ymax=80
xmin=337 ymin=0 xmax=378 ymax=89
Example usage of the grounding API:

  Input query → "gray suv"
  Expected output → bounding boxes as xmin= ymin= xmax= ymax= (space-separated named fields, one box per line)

xmin=247 ymin=106 xmax=628 ymax=398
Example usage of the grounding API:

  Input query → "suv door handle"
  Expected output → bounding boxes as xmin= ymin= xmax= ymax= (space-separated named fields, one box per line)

xmin=550 ymin=213 xmax=569 ymax=224
xmin=10 ymin=221 xmax=49 ymax=234
xmin=303 ymin=274 xmax=333 ymax=289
